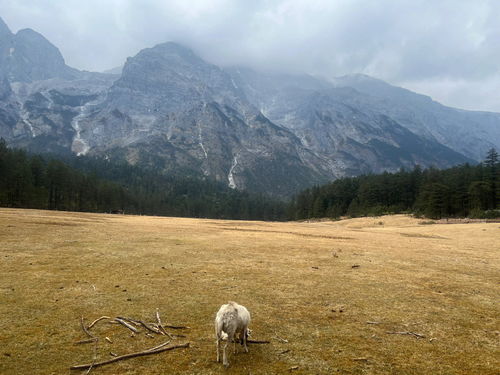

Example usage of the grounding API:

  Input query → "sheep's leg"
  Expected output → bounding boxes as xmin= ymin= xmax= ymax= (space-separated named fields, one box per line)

xmin=223 ymin=339 xmax=229 ymax=367
xmin=215 ymin=324 xmax=221 ymax=363
xmin=243 ymin=328 xmax=249 ymax=353
xmin=216 ymin=337 xmax=220 ymax=363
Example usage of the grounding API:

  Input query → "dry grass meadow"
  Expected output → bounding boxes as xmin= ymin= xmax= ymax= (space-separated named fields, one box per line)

xmin=0 ymin=208 xmax=499 ymax=374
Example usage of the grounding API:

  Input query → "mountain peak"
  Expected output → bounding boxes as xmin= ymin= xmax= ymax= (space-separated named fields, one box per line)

xmin=2 ymin=26 xmax=76 ymax=82
xmin=339 ymin=73 xmax=379 ymax=81
xmin=141 ymin=41 xmax=202 ymax=64
xmin=154 ymin=41 xmax=193 ymax=53
xmin=0 ymin=16 xmax=13 ymax=38
xmin=332 ymin=73 xmax=386 ymax=87
xmin=16 ymin=27 xmax=60 ymax=47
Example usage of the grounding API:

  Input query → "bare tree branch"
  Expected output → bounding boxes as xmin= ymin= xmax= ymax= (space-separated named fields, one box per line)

xmin=115 ymin=318 xmax=139 ymax=333
xmin=70 ymin=342 xmax=190 ymax=370
xmin=87 ymin=316 xmax=111 ymax=329
xmin=386 ymin=331 xmax=425 ymax=339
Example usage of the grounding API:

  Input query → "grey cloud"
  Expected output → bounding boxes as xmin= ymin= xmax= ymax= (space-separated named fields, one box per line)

xmin=0 ymin=0 xmax=498 ymax=111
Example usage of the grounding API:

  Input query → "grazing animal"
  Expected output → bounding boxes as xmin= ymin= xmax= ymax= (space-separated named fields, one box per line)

xmin=215 ymin=301 xmax=251 ymax=367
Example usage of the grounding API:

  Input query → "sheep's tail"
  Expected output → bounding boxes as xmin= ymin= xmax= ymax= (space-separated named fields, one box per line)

xmin=216 ymin=309 xmax=236 ymax=340
xmin=215 ymin=316 xmax=224 ymax=339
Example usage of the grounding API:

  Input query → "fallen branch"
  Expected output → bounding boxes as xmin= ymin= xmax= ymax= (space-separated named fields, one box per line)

xmin=274 ymin=333 xmax=289 ymax=343
xmin=155 ymin=309 xmax=174 ymax=339
xmin=139 ymin=321 xmax=162 ymax=334
xmin=366 ymin=321 xmax=381 ymax=325
xmin=116 ymin=316 xmax=142 ymax=326
xmin=386 ymin=331 xmax=425 ymax=339
xmin=74 ymin=338 xmax=97 ymax=345
xmin=115 ymin=318 xmax=139 ymax=333
xmin=81 ymin=317 xmax=97 ymax=339
xmin=247 ymin=339 xmax=271 ymax=344
xmin=147 ymin=340 xmax=171 ymax=352
xmin=85 ymin=339 xmax=99 ymax=375
xmin=88 ymin=316 xmax=111 ymax=330
xmin=70 ymin=342 xmax=190 ymax=370
xmin=163 ymin=324 xmax=190 ymax=329
xmin=118 ymin=317 xmax=162 ymax=334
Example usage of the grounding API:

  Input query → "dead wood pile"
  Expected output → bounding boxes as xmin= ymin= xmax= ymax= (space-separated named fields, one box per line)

xmin=71 ymin=309 xmax=190 ymax=373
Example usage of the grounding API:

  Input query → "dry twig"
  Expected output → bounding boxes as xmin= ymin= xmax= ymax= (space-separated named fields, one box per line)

xmin=274 ymin=333 xmax=289 ymax=343
xmin=147 ymin=340 xmax=171 ymax=351
xmin=115 ymin=318 xmax=139 ymax=333
xmin=70 ymin=342 xmax=190 ymax=370
xmin=87 ymin=316 xmax=111 ymax=329
xmin=139 ymin=320 xmax=162 ymax=334
xmin=386 ymin=331 xmax=425 ymax=339
xmin=116 ymin=316 xmax=142 ymax=326
xmin=163 ymin=324 xmax=190 ymax=329
xmin=74 ymin=338 xmax=97 ymax=345
xmin=80 ymin=317 xmax=97 ymax=339
xmin=247 ymin=339 xmax=271 ymax=344
xmin=84 ymin=339 xmax=98 ymax=375
xmin=115 ymin=316 xmax=164 ymax=335
xmin=155 ymin=309 xmax=174 ymax=339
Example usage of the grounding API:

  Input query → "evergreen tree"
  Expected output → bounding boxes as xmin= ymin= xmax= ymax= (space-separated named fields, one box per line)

xmin=483 ymin=148 xmax=499 ymax=209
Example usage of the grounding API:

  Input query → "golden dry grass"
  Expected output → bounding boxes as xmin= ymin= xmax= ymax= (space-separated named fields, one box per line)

xmin=0 ymin=208 xmax=498 ymax=374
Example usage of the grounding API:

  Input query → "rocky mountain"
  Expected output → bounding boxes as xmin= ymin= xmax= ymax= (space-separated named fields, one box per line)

xmin=332 ymin=74 xmax=500 ymax=162
xmin=68 ymin=42 xmax=332 ymax=196
xmin=0 ymin=18 xmax=118 ymax=155
xmin=0 ymin=17 xmax=78 ymax=83
xmin=0 ymin=16 xmax=498 ymax=197
xmin=228 ymin=68 xmax=475 ymax=175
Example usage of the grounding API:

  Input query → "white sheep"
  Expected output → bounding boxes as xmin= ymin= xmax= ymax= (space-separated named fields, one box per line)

xmin=215 ymin=301 xmax=251 ymax=367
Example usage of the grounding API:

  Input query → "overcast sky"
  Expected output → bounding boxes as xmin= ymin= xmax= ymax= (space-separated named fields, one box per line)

xmin=1 ymin=0 xmax=499 ymax=112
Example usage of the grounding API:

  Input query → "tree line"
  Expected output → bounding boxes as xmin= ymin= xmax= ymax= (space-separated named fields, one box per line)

xmin=1 ymin=139 xmax=498 ymax=221
xmin=288 ymin=149 xmax=499 ymax=220
xmin=0 ymin=140 xmax=286 ymax=220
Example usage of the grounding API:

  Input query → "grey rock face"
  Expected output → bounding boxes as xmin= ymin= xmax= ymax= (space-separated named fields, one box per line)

xmin=3 ymin=69 xmax=118 ymax=153
xmin=0 ymin=17 xmax=79 ymax=83
xmin=0 ymin=17 xmax=11 ymax=38
xmin=74 ymin=42 xmax=332 ymax=196
xmin=228 ymin=69 xmax=475 ymax=177
xmin=332 ymin=74 xmax=500 ymax=161
xmin=0 ymin=76 xmax=19 ymax=140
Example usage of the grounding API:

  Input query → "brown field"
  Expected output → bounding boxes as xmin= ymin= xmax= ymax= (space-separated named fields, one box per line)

xmin=0 ymin=208 xmax=499 ymax=374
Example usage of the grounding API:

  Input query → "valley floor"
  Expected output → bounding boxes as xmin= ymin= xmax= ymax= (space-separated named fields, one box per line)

xmin=0 ymin=209 xmax=498 ymax=374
